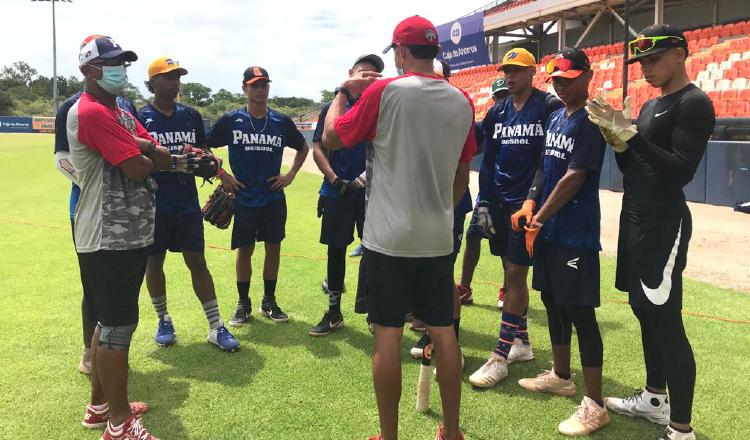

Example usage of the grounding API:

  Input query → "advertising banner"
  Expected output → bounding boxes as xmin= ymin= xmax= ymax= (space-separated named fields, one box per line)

xmin=437 ymin=12 xmax=490 ymax=70
xmin=0 ymin=116 xmax=33 ymax=133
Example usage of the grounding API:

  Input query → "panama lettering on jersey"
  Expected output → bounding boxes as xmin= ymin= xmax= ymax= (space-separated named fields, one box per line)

xmin=480 ymin=89 xmax=562 ymax=205
xmin=137 ymin=103 xmax=206 ymax=215
xmin=206 ymin=107 xmax=305 ymax=209
xmin=537 ymin=107 xmax=605 ymax=251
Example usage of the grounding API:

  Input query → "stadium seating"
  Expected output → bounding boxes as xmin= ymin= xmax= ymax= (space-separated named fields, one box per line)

xmin=454 ymin=19 xmax=750 ymax=119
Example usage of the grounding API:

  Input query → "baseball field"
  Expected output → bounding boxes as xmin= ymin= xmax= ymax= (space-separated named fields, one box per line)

xmin=1 ymin=133 xmax=748 ymax=439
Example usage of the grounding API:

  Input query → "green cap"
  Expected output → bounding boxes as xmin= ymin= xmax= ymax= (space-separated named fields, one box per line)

xmin=491 ymin=77 xmax=508 ymax=94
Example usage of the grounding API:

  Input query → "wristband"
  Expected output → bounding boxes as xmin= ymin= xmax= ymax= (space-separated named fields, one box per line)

xmin=334 ymin=86 xmax=352 ymax=101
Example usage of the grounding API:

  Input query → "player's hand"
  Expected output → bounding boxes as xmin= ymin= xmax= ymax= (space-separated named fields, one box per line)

xmin=332 ymin=177 xmax=352 ymax=195
xmin=586 ymin=95 xmax=637 ymax=145
xmin=592 ymin=96 xmax=631 ymax=153
xmin=524 ymin=219 xmax=542 ymax=258
xmin=170 ymin=154 xmax=192 ymax=173
xmin=268 ymin=173 xmax=295 ymax=191
xmin=218 ymin=171 xmax=244 ymax=195
xmin=475 ymin=200 xmax=496 ymax=238
xmin=352 ymin=175 xmax=366 ymax=189
xmin=511 ymin=199 xmax=536 ymax=232
xmin=342 ymin=71 xmax=382 ymax=97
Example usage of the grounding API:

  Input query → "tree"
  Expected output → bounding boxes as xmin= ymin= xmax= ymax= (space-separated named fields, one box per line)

xmin=120 ymin=83 xmax=146 ymax=108
xmin=211 ymin=88 xmax=243 ymax=104
xmin=181 ymin=82 xmax=213 ymax=106
xmin=0 ymin=90 xmax=13 ymax=115
xmin=0 ymin=61 xmax=38 ymax=87
xmin=320 ymin=89 xmax=335 ymax=103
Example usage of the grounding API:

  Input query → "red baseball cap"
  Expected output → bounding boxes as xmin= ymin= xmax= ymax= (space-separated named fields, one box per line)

xmin=383 ymin=16 xmax=439 ymax=54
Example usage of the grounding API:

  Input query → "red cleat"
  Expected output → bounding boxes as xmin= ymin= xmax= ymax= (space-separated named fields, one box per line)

xmin=457 ymin=285 xmax=473 ymax=305
xmin=101 ymin=415 xmax=159 ymax=440
xmin=497 ymin=287 xmax=506 ymax=310
xmin=82 ymin=402 xmax=149 ymax=429
xmin=436 ymin=423 xmax=465 ymax=440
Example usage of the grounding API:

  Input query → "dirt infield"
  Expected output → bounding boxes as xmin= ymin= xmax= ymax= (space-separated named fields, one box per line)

xmin=285 ymin=149 xmax=749 ymax=292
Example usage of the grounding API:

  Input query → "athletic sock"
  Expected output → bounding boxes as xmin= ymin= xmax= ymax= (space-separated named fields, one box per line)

xmin=89 ymin=402 xmax=109 ymax=413
xmin=327 ymin=246 xmax=346 ymax=292
xmin=453 ymin=318 xmax=461 ymax=341
xmin=151 ymin=295 xmax=168 ymax=319
xmin=494 ymin=312 xmax=522 ymax=359
xmin=236 ymin=281 xmax=250 ymax=308
xmin=555 ymin=368 xmax=572 ymax=380
xmin=263 ymin=279 xmax=277 ymax=303
xmin=670 ymin=424 xmax=693 ymax=434
xmin=328 ymin=291 xmax=342 ymax=314
xmin=517 ymin=309 xmax=530 ymax=344
xmin=202 ymin=299 xmax=221 ymax=329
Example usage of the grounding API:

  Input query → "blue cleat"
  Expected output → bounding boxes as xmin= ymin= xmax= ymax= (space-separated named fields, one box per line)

xmin=208 ymin=324 xmax=240 ymax=352
xmin=155 ymin=315 xmax=176 ymax=347
xmin=349 ymin=244 xmax=363 ymax=257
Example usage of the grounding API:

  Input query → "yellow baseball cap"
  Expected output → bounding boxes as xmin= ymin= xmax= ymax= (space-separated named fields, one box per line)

xmin=148 ymin=57 xmax=188 ymax=79
xmin=497 ymin=48 xmax=536 ymax=70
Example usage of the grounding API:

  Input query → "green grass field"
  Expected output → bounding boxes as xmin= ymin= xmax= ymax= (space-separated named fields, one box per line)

xmin=0 ymin=133 xmax=748 ymax=440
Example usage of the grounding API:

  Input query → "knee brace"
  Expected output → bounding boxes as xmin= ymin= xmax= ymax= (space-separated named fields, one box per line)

xmin=98 ymin=323 xmax=138 ymax=351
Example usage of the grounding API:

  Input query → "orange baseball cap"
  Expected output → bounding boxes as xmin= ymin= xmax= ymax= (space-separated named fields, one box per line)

xmin=497 ymin=48 xmax=536 ymax=70
xmin=148 ymin=57 xmax=187 ymax=79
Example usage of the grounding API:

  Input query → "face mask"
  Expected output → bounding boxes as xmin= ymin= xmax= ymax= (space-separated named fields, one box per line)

xmin=395 ymin=49 xmax=405 ymax=76
xmin=95 ymin=65 xmax=129 ymax=94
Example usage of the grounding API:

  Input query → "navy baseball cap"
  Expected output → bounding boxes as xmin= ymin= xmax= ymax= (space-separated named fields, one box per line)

xmin=243 ymin=66 xmax=271 ymax=85
xmin=78 ymin=35 xmax=137 ymax=66
xmin=353 ymin=54 xmax=385 ymax=73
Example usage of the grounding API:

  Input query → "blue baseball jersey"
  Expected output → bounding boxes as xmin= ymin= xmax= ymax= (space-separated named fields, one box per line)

xmin=136 ymin=103 xmax=206 ymax=215
xmin=206 ymin=107 xmax=306 ymax=208
xmin=479 ymin=89 xmax=561 ymax=205
xmin=313 ymin=101 xmax=367 ymax=199
xmin=538 ymin=107 xmax=605 ymax=251
xmin=54 ymin=92 xmax=136 ymax=220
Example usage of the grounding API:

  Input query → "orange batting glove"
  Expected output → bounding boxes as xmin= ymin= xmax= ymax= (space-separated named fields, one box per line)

xmin=524 ymin=220 xmax=542 ymax=258
xmin=512 ymin=199 xmax=536 ymax=232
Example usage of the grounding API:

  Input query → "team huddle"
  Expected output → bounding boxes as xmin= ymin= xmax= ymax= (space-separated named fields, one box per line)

xmin=54 ymin=17 xmax=714 ymax=440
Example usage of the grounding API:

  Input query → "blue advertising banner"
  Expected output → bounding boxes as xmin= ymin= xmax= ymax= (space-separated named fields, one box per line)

xmin=437 ymin=12 xmax=490 ymax=70
xmin=0 ymin=116 xmax=33 ymax=133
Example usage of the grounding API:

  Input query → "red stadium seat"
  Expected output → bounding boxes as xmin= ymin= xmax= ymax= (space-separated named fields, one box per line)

xmin=721 ymin=89 xmax=739 ymax=101
xmin=713 ymin=100 xmax=728 ymax=117
xmin=728 ymin=100 xmax=746 ymax=117
xmin=739 ymin=89 xmax=750 ymax=102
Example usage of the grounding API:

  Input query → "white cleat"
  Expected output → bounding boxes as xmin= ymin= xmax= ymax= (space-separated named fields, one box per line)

xmin=605 ymin=389 xmax=671 ymax=425
xmin=469 ymin=354 xmax=508 ymax=388
xmin=518 ymin=369 xmax=577 ymax=397
xmin=558 ymin=396 xmax=610 ymax=436
xmin=657 ymin=425 xmax=696 ymax=440
xmin=508 ymin=339 xmax=534 ymax=364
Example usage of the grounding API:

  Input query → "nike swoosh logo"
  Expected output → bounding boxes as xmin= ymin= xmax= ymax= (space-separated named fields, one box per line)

xmin=641 ymin=220 xmax=682 ymax=305
xmin=654 ymin=110 xmax=669 ymax=117
xmin=567 ymin=257 xmax=579 ymax=270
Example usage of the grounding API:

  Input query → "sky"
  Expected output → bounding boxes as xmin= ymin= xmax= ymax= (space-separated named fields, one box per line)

xmin=0 ymin=0 xmax=483 ymax=101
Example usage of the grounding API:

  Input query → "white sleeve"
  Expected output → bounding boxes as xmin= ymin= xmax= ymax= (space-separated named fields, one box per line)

xmin=54 ymin=151 xmax=78 ymax=185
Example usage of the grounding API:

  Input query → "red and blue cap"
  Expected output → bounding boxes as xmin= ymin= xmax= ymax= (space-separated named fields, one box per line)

xmin=383 ymin=16 xmax=439 ymax=53
xmin=79 ymin=35 xmax=137 ymax=66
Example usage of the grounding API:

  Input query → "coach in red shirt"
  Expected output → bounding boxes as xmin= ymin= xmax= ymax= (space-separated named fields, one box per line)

xmin=323 ymin=16 xmax=476 ymax=440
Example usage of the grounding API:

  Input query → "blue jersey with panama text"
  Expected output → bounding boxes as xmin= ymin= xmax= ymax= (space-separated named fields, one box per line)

xmin=538 ymin=107 xmax=605 ymax=251
xmin=54 ymin=92 xmax=136 ymax=220
xmin=479 ymin=89 xmax=561 ymax=205
xmin=206 ymin=108 xmax=305 ymax=209
xmin=313 ymin=101 xmax=367 ymax=199
xmin=136 ymin=103 xmax=206 ymax=215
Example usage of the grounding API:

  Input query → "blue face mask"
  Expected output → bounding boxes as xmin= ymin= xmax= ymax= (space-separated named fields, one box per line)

xmin=95 ymin=65 xmax=129 ymax=94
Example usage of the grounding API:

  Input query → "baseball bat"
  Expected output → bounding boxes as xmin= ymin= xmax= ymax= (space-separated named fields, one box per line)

xmin=416 ymin=343 xmax=433 ymax=413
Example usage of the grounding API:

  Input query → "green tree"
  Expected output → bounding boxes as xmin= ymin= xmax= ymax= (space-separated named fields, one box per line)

xmin=320 ymin=89 xmax=335 ymax=103
xmin=0 ymin=90 xmax=14 ymax=115
xmin=181 ymin=82 xmax=213 ymax=106
xmin=0 ymin=61 xmax=38 ymax=87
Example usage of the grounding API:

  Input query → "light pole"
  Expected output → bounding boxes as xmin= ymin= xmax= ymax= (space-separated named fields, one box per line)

xmin=31 ymin=0 xmax=72 ymax=113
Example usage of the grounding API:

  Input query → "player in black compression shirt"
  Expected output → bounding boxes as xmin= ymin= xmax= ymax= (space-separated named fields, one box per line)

xmin=587 ymin=24 xmax=715 ymax=440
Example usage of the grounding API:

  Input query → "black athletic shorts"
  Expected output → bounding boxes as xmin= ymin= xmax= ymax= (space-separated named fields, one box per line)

xmin=355 ymin=248 xmax=454 ymax=327
xmin=616 ymin=202 xmax=692 ymax=310
xmin=532 ymin=240 xmax=600 ymax=307
xmin=77 ymin=247 xmax=148 ymax=326
xmin=148 ymin=211 xmax=204 ymax=255
xmin=231 ymin=199 xmax=287 ymax=248
xmin=318 ymin=193 xmax=365 ymax=248
xmin=451 ymin=211 xmax=468 ymax=266
xmin=488 ymin=200 xmax=532 ymax=267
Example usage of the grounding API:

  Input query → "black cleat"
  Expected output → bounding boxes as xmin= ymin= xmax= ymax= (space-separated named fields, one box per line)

xmin=410 ymin=333 xmax=432 ymax=359
xmin=309 ymin=311 xmax=344 ymax=336
xmin=229 ymin=303 xmax=251 ymax=327
xmin=260 ymin=300 xmax=289 ymax=323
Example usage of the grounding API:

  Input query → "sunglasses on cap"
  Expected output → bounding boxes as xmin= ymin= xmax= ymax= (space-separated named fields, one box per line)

xmin=628 ymin=35 xmax=684 ymax=56
xmin=545 ymin=57 xmax=574 ymax=74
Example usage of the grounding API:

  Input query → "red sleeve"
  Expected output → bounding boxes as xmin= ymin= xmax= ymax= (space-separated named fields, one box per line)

xmin=333 ymin=78 xmax=392 ymax=148
xmin=457 ymin=88 xmax=477 ymax=164
xmin=77 ymin=98 xmax=141 ymax=166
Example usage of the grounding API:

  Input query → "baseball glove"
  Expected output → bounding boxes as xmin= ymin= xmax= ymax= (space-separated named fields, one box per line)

xmin=182 ymin=145 xmax=222 ymax=180
xmin=202 ymin=185 xmax=235 ymax=229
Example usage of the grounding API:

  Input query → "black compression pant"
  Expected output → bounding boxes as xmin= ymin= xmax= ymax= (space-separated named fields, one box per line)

xmin=542 ymin=294 xmax=603 ymax=368
xmin=327 ymin=246 xmax=347 ymax=292
xmin=632 ymin=306 xmax=696 ymax=425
